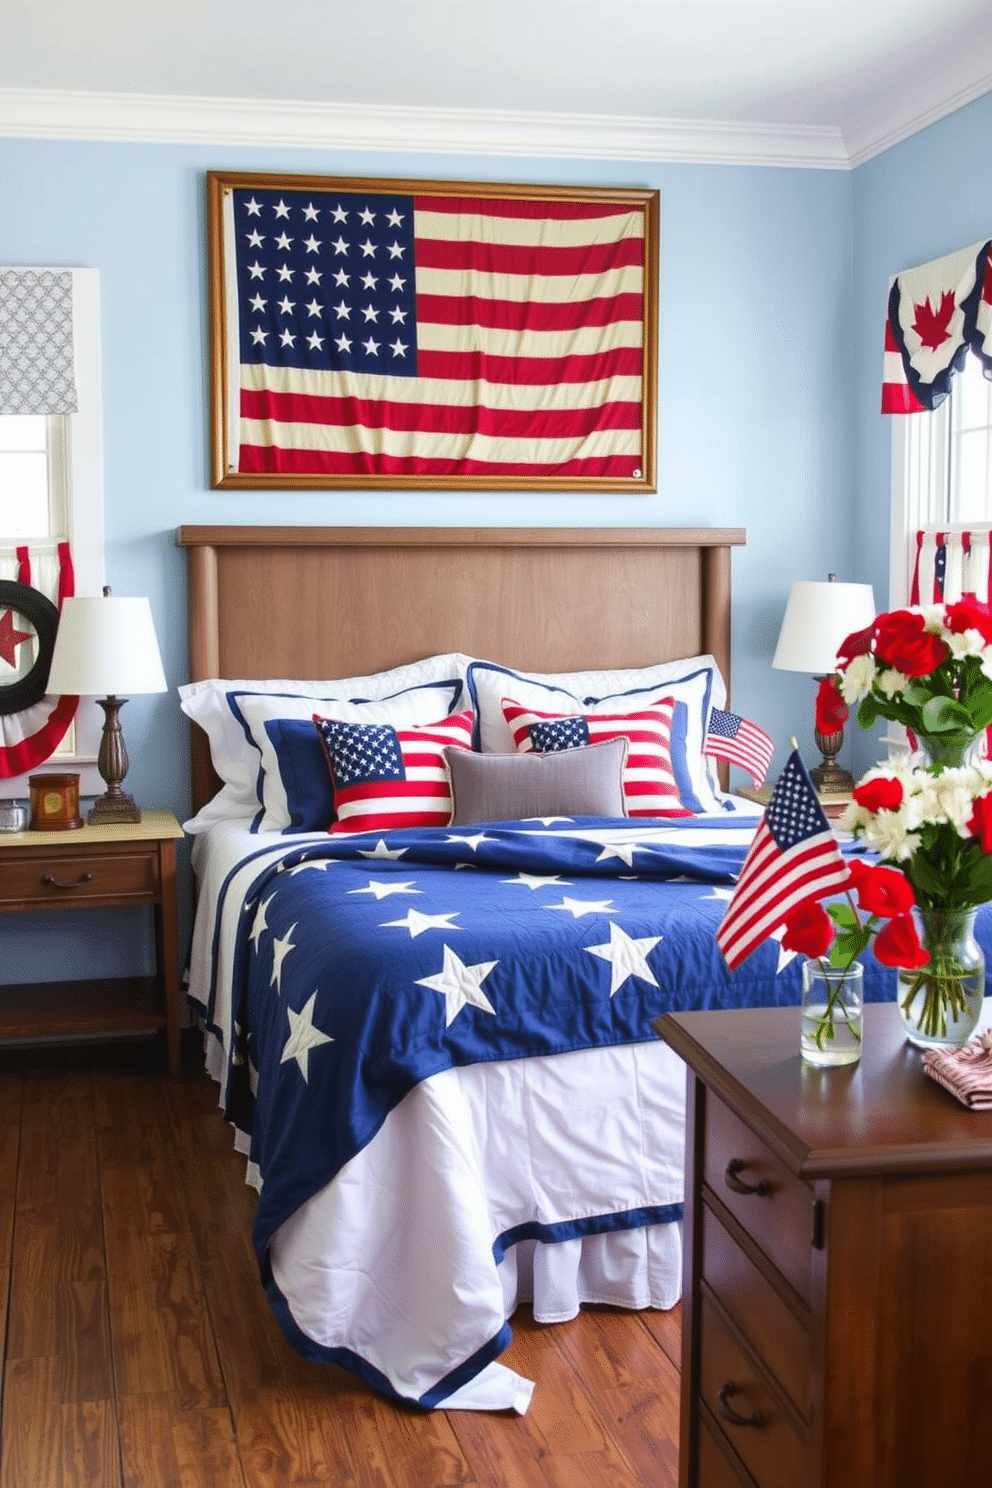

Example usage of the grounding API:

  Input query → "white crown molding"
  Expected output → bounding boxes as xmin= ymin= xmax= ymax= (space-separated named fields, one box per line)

xmin=0 ymin=87 xmax=849 ymax=169
xmin=844 ymin=65 xmax=992 ymax=167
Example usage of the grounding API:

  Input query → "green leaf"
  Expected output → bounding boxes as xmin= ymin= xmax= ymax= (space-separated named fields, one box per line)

xmin=827 ymin=902 xmax=859 ymax=930
xmin=920 ymin=695 xmax=974 ymax=735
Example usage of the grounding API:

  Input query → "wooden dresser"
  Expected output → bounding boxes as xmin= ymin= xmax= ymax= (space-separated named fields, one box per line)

xmin=655 ymin=1002 xmax=992 ymax=1488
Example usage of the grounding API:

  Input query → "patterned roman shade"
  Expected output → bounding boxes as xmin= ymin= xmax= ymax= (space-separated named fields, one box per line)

xmin=0 ymin=268 xmax=78 ymax=415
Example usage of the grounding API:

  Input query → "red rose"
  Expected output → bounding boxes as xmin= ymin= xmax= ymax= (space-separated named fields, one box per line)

xmin=944 ymin=599 xmax=992 ymax=646
xmin=837 ymin=622 xmax=876 ymax=663
xmin=872 ymin=610 xmax=949 ymax=677
xmin=969 ymin=792 xmax=992 ymax=853
xmin=855 ymin=864 xmax=915 ymax=918
xmin=846 ymin=858 xmax=873 ymax=894
xmin=873 ymin=913 xmax=930 ymax=968
xmin=781 ymin=900 xmax=835 ymax=958
xmin=815 ymin=675 xmax=849 ymax=735
xmin=852 ymin=777 xmax=904 ymax=814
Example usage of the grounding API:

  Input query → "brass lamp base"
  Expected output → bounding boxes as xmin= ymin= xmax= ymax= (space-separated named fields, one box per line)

xmin=812 ymin=715 xmax=855 ymax=795
xmin=88 ymin=791 xmax=142 ymax=825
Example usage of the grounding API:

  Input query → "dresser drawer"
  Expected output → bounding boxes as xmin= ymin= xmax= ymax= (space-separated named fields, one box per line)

xmin=0 ymin=850 xmax=157 ymax=908
xmin=699 ymin=1294 xmax=808 ymax=1488
xmin=703 ymin=1093 xmax=814 ymax=1302
xmin=698 ymin=1418 xmax=752 ymax=1488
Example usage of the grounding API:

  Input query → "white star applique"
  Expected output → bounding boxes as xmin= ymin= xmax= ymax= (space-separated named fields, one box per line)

xmin=444 ymin=833 xmax=493 ymax=852
xmin=357 ymin=840 xmax=408 ymax=860
xmin=585 ymin=923 xmax=662 ymax=997
xmin=416 ymin=946 xmax=498 ymax=1027
xmin=249 ymin=895 xmax=274 ymax=950
xmin=521 ymin=816 xmax=575 ymax=826
xmin=502 ymin=873 xmax=573 ymax=891
xmin=348 ymin=879 xmax=421 ymax=900
xmin=280 ymin=992 xmax=334 ymax=1081
xmin=546 ymin=897 xmax=617 ymax=919
xmin=270 ymin=923 xmax=296 ymax=992
xmin=285 ymin=858 xmax=335 ymax=876
xmin=593 ymin=837 xmax=657 ymax=868
xmin=381 ymin=908 xmax=460 ymax=937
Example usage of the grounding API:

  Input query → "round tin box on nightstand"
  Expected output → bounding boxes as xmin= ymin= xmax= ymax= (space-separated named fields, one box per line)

xmin=28 ymin=772 xmax=84 ymax=830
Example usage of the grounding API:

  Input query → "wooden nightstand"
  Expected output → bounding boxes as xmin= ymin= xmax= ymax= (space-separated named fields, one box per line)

xmin=0 ymin=810 xmax=184 ymax=1078
xmin=655 ymin=1002 xmax=992 ymax=1488
xmin=735 ymin=783 xmax=852 ymax=820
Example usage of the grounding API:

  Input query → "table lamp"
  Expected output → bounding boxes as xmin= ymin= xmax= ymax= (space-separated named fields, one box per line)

xmin=46 ymin=588 xmax=167 ymax=824
xmin=772 ymin=574 xmax=875 ymax=793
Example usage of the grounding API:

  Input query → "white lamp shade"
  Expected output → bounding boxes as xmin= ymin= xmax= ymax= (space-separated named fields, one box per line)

xmin=772 ymin=579 xmax=876 ymax=675
xmin=47 ymin=595 xmax=167 ymax=696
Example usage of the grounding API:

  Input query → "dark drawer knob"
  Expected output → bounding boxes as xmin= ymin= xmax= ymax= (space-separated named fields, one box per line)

xmin=724 ymin=1157 xmax=770 ymax=1196
xmin=41 ymin=872 xmax=94 ymax=890
xmin=716 ymin=1381 xmax=764 ymax=1430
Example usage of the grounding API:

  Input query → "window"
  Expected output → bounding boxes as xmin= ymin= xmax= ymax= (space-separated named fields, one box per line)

xmin=890 ymin=353 xmax=992 ymax=608
xmin=0 ymin=268 xmax=105 ymax=795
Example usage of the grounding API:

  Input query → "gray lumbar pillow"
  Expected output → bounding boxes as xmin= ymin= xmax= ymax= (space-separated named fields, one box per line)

xmin=445 ymin=737 xmax=628 ymax=824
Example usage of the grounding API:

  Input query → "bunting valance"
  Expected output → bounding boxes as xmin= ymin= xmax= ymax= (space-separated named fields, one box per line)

xmin=881 ymin=240 xmax=992 ymax=413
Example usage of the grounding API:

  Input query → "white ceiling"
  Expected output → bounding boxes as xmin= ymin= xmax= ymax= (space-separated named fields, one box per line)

xmin=2 ymin=0 xmax=992 ymax=167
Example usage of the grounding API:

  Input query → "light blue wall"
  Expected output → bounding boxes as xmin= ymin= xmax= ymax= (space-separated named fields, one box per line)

xmin=851 ymin=89 xmax=992 ymax=776
xmin=1 ymin=136 xmax=854 ymax=979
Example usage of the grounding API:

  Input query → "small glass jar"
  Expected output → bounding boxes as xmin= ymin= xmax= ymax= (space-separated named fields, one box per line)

xmin=895 ymin=907 xmax=984 ymax=1050
xmin=800 ymin=958 xmax=863 ymax=1067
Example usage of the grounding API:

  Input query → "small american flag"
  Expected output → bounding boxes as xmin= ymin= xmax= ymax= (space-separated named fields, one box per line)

xmin=219 ymin=180 xmax=649 ymax=481
xmin=716 ymin=750 xmax=849 ymax=971
xmin=704 ymin=708 xmax=774 ymax=789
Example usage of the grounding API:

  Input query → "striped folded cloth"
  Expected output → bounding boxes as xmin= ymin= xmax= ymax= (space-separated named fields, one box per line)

xmin=923 ymin=1030 xmax=992 ymax=1110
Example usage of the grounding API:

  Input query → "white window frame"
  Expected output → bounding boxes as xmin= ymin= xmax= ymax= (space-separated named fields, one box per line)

xmin=0 ymin=267 xmax=106 ymax=799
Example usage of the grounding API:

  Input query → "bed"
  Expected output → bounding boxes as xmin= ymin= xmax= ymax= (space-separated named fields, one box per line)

xmin=175 ymin=523 xmax=808 ymax=1413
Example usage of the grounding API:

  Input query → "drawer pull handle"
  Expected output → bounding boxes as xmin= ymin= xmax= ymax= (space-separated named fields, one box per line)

xmin=41 ymin=872 xmax=94 ymax=890
xmin=724 ymin=1158 xmax=770 ymax=1196
xmin=716 ymin=1381 xmax=764 ymax=1430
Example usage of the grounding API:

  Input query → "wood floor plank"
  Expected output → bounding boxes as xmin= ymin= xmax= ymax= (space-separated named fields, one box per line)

xmin=331 ymin=1389 xmax=481 ymax=1488
xmin=636 ymin=1301 xmax=683 ymax=1371
xmin=0 ymin=1120 xmax=21 ymax=1268
xmin=233 ymin=1384 xmax=360 ymax=1488
xmin=61 ymin=1399 xmax=123 ymax=1488
xmin=2 ymin=1356 xmax=62 ymax=1488
xmin=16 ymin=1079 xmax=99 ymax=1211
xmin=117 ymin=1393 xmax=246 ymax=1488
xmin=7 ymin=1204 xmax=107 ymax=1366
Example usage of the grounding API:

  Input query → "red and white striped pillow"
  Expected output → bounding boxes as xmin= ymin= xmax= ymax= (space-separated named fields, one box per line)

xmin=500 ymin=696 xmax=691 ymax=818
xmin=313 ymin=709 xmax=474 ymax=833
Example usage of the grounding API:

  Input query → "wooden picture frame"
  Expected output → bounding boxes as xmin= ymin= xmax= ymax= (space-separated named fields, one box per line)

xmin=207 ymin=171 xmax=659 ymax=492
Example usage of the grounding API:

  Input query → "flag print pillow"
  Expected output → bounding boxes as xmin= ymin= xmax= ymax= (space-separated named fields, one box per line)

xmin=313 ymin=709 xmax=474 ymax=833
xmin=501 ymin=697 xmax=692 ymax=818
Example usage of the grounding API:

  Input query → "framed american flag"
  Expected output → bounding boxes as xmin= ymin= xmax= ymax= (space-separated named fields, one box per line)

xmin=207 ymin=171 xmax=659 ymax=492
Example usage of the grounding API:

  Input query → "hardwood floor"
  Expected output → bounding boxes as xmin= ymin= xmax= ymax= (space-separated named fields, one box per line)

xmin=0 ymin=1031 xmax=682 ymax=1488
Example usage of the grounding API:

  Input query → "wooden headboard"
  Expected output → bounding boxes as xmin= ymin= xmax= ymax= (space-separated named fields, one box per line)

xmin=176 ymin=526 xmax=746 ymax=815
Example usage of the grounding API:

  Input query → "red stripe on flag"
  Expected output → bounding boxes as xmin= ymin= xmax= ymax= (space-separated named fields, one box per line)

xmin=417 ymin=291 xmax=644 ymax=332
xmin=418 ymin=346 xmax=643 ymax=385
xmin=241 ymin=387 xmax=641 ymax=439
xmin=237 ymin=445 xmax=640 ymax=478
xmin=415 ymin=236 xmax=644 ymax=278
xmin=415 ymin=195 xmax=643 ymax=222
xmin=881 ymin=382 xmax=925 ymax=413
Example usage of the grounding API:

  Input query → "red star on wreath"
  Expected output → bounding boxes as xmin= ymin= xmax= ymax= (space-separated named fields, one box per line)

xmin=0 ymin=607 xmax=34 ymax=669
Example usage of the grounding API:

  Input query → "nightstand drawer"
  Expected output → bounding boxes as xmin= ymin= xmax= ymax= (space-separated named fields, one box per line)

xmin=703 ymin=1093 xmax=814 ymax=1302
xmin=699 ymin=1294 xmax=808 ymax=1488
xmin=701 ymin=1204 xmax=810 ymax=1418
xmin=0 ymin=850 xmax=157 ymax=908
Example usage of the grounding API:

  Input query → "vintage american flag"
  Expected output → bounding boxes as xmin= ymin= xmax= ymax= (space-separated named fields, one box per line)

xmin=716 ymin=750 xmax=849 ymax=971
xmin=704 ymin=708 xmax=775 ymax=789
xmin=218 ymin=181 xmax=649 ymax=481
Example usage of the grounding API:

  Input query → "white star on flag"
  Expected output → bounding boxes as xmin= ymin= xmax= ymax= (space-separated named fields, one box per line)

xmin=358 ymin=840 xmax=408 ymax=860
xmin=348 ymin=879 xmax=422 ymax=900
xmin=545 ymin=897 xmax=617 ymax=919
xmin=270 ymin=923 xmax=296 ymax=992
xmin=285 ymin=858 xmax=335 ymax=876
xmin=585 ymin=923 xmax=662 ymax=996
xmin=381 ymin=908 xmax=461 ymax=937
xmin=444 ymin=833 xmax=494 ymax=852
xmin=593 ymin=837 xmax=656 ymax=868
xmin=501 ymin=873 xmax=573 ymax=890
xmin=280 ymin=992 xmax=334 ymax=1081
xmin=416 ymin=946 xmax=498 ymax=1027
xmin=249 ymin=895 xmax=274 ymax=950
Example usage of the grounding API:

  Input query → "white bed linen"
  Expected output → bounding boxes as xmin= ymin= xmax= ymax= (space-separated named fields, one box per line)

xmin=186 ymin=813 xmax=752 ymax=1410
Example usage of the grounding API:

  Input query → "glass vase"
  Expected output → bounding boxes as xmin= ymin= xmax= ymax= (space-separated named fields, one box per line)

xmin=896 ymin=908 xmax=985 ymax=1049
xmin=913 ymin=730 xmax=983 ymax=771
xmin=800 ymin=959 xmax=863 ymax=1067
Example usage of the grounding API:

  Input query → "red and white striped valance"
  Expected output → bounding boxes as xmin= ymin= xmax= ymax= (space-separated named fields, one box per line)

xmin=881 ymin=240 xmax=992 ymax=414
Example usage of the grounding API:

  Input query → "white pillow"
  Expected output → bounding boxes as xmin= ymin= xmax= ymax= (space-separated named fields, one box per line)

xmin=466 ymin=657 xmax=726 ymax=813
xmin=180 ymin=654 xmax=472 ymax=834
